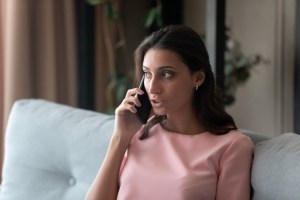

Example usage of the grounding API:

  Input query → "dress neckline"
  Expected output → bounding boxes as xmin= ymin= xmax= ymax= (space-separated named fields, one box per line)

xmin=157 ymin=122 xmax=209 ymax=137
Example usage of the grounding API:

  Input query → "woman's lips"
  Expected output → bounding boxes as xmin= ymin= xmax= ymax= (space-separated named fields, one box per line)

xmin=150 ymin=99 xmax=163 ymax=107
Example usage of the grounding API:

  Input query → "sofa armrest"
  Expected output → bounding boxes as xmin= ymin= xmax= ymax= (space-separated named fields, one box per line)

xmin=1 ymin=99 xmax=115 ymax=200
xmin=251 ymin=133 xmax=300 ymax=200
xmin=239 ymin=129 xmax=271 ymax=145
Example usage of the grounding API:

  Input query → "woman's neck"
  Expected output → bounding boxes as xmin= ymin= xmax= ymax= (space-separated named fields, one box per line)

xmin=161 ymin=112 xmax=206 ymax=135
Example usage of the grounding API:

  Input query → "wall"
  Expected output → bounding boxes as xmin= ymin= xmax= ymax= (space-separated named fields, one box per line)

xmin=183 ymin=0 xmax=206 ymax=35
xmin=184 ymin=0 xmax=295 ymax=137
xmin=225 ymin=0 xmax=295 ymax=137
xmin=294 ymin=1 xmax=300 ymax=133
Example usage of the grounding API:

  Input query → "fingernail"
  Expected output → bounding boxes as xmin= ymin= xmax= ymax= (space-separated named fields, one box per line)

xmin=132 ymin=107 xmax=137 ymax=113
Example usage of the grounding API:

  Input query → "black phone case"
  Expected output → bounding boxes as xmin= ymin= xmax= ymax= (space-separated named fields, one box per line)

xmin=135 ymin=76 xmax=152 ymax=124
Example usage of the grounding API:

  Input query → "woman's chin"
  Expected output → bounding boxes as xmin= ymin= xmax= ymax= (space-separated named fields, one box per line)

xmin=152 ymin=108 xmax=167 ymax=116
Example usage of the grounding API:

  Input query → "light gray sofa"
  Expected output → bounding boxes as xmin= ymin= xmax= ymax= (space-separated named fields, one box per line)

xmin=0 ymin=99 xmax=300 ymax=200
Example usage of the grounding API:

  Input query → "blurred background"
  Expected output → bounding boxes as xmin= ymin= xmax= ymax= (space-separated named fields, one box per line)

xmin=0 ymin=0 xmax=299 ymax=177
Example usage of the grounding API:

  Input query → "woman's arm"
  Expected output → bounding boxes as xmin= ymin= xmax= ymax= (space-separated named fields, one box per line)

xmin=85 ymin=88 xmax=144 ymax=200
xmin=85 ymin=133 xmax=128 ymax=200
xmin=216 ymin=134 xmax=254 ymax=200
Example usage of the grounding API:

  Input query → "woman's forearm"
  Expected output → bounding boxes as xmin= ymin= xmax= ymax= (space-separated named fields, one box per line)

xmin=86 ymin=86 xmax=144 ymax=200
xmin=85 ymin=133 xmax=128 ymax=200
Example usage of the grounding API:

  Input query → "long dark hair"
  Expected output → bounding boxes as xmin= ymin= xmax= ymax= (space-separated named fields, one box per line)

xmin=134 ymin=25 xmax=237 ymax=140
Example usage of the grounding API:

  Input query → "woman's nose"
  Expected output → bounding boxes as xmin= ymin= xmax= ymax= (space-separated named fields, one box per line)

xmin=148 ymin=78 xmax=161 ymax=94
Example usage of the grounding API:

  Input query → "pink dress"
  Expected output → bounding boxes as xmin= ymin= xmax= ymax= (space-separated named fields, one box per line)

xmin=117 ymin=123 xmax=254 ymax=200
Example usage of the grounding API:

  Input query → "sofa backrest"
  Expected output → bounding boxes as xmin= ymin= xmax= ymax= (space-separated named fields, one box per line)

xmin=240 ymin=129 xmax=300 ymax=200
xmin=239 ymin=129 xmax=271 ymax=145
xmin=2 ymin=99 xmax=300 ymax=200
xmin=0 ymin=99 xmax=114 ymax=200
xmin=250 ymin=132 xmax=300 ymax=200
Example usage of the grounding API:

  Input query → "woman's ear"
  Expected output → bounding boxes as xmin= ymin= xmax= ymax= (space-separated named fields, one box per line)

xmin=194 ymin=70 xmax=205 ymax=87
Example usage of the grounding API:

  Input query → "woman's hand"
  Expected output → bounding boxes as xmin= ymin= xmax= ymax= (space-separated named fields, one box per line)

xmin=85 ymin=88 xmax=145 ymax=200
xmin=113 ymin=88 xmax=145 ymax=147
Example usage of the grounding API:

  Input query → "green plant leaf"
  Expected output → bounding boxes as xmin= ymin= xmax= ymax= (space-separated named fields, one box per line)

xmin=105 ymin=2 xmax=118 ymax=21
xmin=115 ymin=76 xmax=126 ymax=102
xmin=225 ymin=51 xmax=233 ymax=62
xmin=236 ymin=69 xmax=250 ymax=82
xmin=224 ymin=95 xmax=235 ymax=106
xmin=237 ymin=57 xmax=249 ymax=68
xmin=117 ymin=84 xmax=126 ymax=103
xmin=85 ymin=0 xmax=102 ymax=6
xmin=225 ymin=63 xmax=234 ymax=76
xmin=145 ymin=8 xmax=157 ymax=28
xmin=155 ymin=12 xmax=163 ymax=27
xmin=106 ymin=106 xmax=115 ymax=115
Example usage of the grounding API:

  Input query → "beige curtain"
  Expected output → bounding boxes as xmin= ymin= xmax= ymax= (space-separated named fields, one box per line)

xmin=0 ymin=0 xmax=78 ymax=180
xmin=95 ymin=4 xmax=110 ymax=112
xmin=0 ymin=0 xmax=5 ymax=181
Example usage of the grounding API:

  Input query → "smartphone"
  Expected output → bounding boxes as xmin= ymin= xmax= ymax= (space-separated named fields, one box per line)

xmin=135 ymin=75 xmax=152 ymax=124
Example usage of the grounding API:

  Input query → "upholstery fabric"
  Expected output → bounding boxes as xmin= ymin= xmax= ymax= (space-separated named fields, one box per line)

xmin=1 ymin=99 xmax=299 ymax=200
xmin=251 ymin=133 xmax=300 ymax=200
xmin=239 ymin=129 xmax=270 ymax=145
xmin=0 ymin=99 xmax=114 ymax=200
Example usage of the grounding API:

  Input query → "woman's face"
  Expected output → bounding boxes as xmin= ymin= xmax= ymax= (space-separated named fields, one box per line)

xmin=142 ymin=48 xmax=204 ymax=117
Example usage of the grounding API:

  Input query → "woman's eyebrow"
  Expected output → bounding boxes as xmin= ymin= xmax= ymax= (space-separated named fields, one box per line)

xmin=142 ymin=66 xmax=176 ymax=70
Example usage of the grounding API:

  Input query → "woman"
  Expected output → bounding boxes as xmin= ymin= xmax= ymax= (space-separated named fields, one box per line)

xmin=86 ymin=25 xmax=254 ymax=200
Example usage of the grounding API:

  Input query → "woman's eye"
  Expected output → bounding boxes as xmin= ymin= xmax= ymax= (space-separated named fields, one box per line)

xmin=144 ymin=72 xmax=151 ymax=78
xmin=162 ymin=72 xmax=173 ymax=78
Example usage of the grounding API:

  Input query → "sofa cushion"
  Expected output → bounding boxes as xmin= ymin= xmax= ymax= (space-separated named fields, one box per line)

xmin=239 ymin=129 xmax=270 ymax=145
xmin=251 ymin=133 xmax=300 ymax=200
xmin=0 ymin=99 xmax=115 ymax=200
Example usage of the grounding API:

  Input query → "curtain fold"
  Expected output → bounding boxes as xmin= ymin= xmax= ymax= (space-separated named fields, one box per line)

xmin=0 ymin=0 xmax=5 ymax=181
xmin=95 ymin=4 xmax=109 ymax=112
xmin=1 ymin=0 xmax=78 ymax=180
xmin=95 ymin=3 xmax=118 ymax=113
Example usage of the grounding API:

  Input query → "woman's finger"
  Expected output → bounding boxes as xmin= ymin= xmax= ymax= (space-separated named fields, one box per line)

xmin=125 ymin=88 xmax=144 ymax=98
xmin=126 ymin=103 xmax=137 ymax=113
xmin=117 ymin=96 xmax=139 ymax=115
xmin=123 ymin=95 xmax=141 ymax=107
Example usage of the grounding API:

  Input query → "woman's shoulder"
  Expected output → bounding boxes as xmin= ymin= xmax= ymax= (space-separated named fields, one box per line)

xmin=223 ymin=129 xmax=252 ymax=141
xmin=218 ymin=130 xmax=254 ymax=153
xmin=227 ymin=129 xmax=253 ymax=143
xmin=206 ymin=130 xmax=254 ymax=152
